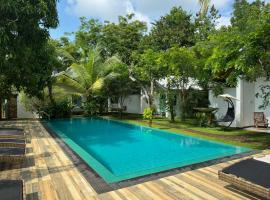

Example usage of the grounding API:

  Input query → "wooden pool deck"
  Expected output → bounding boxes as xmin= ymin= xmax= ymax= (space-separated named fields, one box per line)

xmin=0 ymin=120 xmax=268 ymax=200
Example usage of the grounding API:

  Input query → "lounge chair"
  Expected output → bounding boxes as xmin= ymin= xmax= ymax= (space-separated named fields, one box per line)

xmin=215 ymin=95 xmax=236 ymax=128
xmin=0 ymin=128 xmax=25 ymax=139
xmin=0 ymin=180 xmax=25 ymax=200
xmin=0 ymin=147 xmax=25 ymax=163
xmin=219 ymin=156 xmax=270 ymax=199
xmin=0 ymin=138 xmax=26 ymax=148
xmin=254 ymin=112 xmax=269 ymax=128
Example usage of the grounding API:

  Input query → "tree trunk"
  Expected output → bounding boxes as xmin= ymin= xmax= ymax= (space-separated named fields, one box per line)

xmin=48 ymin=82 xmax=55 ymax=105
xmin=169 ymin=104 xmax=175 ymax=122
xmin=119 ymin=97 xmax=124 ymax=119
xmin=180 ymin=88 xmax=187 ymax=121
xmin=167 ymin=82 xmax=175 ymax=122
xmin=0 ymin=100 xmax=2 ymax=120
xmin=149 ymin=80 xmax=154 ymax=109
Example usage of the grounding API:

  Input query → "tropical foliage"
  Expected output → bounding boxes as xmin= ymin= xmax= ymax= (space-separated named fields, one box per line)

xmin=0 ymin=0 xmax=59 ymax=97
xmin=2 ymin=0 xmax=270 ymax=119
xmin=55 ymin=47 xmax=122 ymax=98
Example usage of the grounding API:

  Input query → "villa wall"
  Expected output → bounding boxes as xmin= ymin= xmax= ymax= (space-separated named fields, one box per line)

xmin=209 ymin=88 xmax=237 ymax=127
xmin=254 ymin=78 xmax=270 ymax=122
xmin=123 ymin=95 xmax=142 ymax=114
xmin=109 ymin=93 xmax=162 ymax=115
xmin=238 ymin=79 xmax=255 ymax=127
xmin=209 ymin=78 xmax=270 ymax=128
xmin=17 ymin=93 xmax=39 ymax=119
xmin=123 ymin=94 xmax=161 ymax=114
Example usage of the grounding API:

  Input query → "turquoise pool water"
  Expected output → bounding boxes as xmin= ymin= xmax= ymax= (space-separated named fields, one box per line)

xmin=46 ymin=117 xmax=250 ymax=183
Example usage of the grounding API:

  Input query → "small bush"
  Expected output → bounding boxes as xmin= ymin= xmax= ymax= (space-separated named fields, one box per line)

xmin=41 ymin=100 xmax=73 ymax=119
xmin=143 ymin=107 xmax=153 ymax=126
xmin=83 ymin=101 xmax=99 ymax=116
xmin=195 ymin=112 xmax=208 ymax=127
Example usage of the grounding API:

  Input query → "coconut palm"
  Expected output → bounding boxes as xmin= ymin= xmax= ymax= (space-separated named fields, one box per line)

xmin=55 ymin=46 xmax=122 ymax=100
xmin=198 ymin=0 xmax=211 ymax=18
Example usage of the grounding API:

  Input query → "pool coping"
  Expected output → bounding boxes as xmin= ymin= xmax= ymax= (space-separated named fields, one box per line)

xmin=42 ymin=120 xmax=261 ymax=194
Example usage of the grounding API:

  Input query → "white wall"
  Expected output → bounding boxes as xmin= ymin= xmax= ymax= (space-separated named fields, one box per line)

xmin=209 ymin=88 xmax=237 ymax=127
xmin=123 ymin=95 xmax=142 ymax=114
xmin=254 ymin=78 xmax=270 ymax=122
xmin=241 ymin=80 xmax=255 ymax=127
xmin=210 ymin=78 xmax=270 ymax=127
xmin=109 ymin=93 xmax=161 ymax=115
xmin=17 ymin=93 xmax=39 ymax=119
xmin=139 ymin=93 xmax=160 ymax=114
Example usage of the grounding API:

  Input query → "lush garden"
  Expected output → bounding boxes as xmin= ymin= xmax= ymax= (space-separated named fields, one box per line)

xmin=1 ymin=0 xmax=270 ymax=147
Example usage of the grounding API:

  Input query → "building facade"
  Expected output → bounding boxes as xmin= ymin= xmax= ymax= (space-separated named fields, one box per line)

xmin=209 ymin=78 xmax=270 ymax=127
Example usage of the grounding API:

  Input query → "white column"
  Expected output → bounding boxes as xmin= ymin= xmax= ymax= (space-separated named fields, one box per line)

xmin=235 ymin=78 xmax=255 ymax=127
xmin=235 ymin=78 xmax=244 ymax=127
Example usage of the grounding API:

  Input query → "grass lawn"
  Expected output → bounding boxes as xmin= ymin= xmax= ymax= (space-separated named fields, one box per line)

xmin=103 ymin=114 xmax=270 ymax=150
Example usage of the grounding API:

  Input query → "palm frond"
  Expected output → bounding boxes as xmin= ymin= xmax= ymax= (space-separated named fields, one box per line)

xmin=57 ymin=49 xmax=75 ymax=62
xmin=101 ymin=56 xmax=123 ymax=76
xmin=91 ymin=78 xmax=105 ymax=93
xmin=52 ymin=86 xmax=79 ymax=101
xmin=198 ymin=0 xmax=211 ymax=17
xmin=56 ymin=74 xmax=85 ymax=94
xmin=69 ymin=63 xmax=92 ymax=88
xmin=85 ymin=47 xmax=103 ymax=83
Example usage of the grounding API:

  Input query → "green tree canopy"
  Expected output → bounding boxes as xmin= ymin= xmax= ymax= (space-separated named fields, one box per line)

xmin=0 ymin=0 xmax=58 ymax=97
xmin=101 ymin=14 xmax=147 ymax=65
xmin=75 ymin=17 xmax=103 ymax=53
xmin=198 ymin=0 xmax=270 ymax=93
xmin=161 ymin=47 xmax=198 ymax=120
xmin=131 ymin=49 xmax=164 ymax=108
xmin=143 ymin=7 xmax=195 ymax=51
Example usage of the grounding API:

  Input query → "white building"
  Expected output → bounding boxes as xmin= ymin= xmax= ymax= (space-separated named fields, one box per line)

xmin=0 ymin=93 xmax=39 ymax=119
xmin=209 ymin=78 xmax=270 ymax=127
xmin=108 ymin=93 xmax=161 ymax=115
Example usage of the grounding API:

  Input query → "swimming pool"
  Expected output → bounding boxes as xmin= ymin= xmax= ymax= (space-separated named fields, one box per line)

xmin=46 ymin=117 xmax=250 ymax=183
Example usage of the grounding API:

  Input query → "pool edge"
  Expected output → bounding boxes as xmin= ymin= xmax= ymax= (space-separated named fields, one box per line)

xmin=41 ymin=120 xmax=261 ymax=194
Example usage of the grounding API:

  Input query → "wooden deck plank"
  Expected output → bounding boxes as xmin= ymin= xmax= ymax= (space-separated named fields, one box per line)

xmin=117 ymin=188 xmax=140 ymax=200
xmin=0 ymin=120 xmax=266 ymax=200
xmin=160 ymin=178 xmax=203 ymax=200
xmin=167 ymin=176 xmax=219 ymax=200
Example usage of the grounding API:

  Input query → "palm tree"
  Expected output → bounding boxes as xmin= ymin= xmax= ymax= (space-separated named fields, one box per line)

xmin=198 ymin=0 xmax=211 ymax=18
xmin=55 ymin=46 xmax=122 ymax=101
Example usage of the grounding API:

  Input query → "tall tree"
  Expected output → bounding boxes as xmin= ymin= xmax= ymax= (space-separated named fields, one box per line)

xmin=101 ymin=14 xmax=147 ymax=65
xmin=131 ymin=49 xmax=164 ymax=109
xmin=144 ymin=7 xmax=195 ymax=51
xmin=139 ymin=6 xmax=199 ymax=120
xmin=104 ymin=65 xmax=139 ymax=118
xmin=75 ymin=17 xmax=103 ymax=53
xmin=0 ymin=0 xmax=58 ymax=97
xmin=198 ymin=0 xmax=211 ymax=18
xmin=162 ymin=47 xmax=198 ymax=121
xmin=54 ymin=37 xmax=81 ymax=70
xmin=44 ymin=40 xmax=62 ymax=104
xmin=204 ymin=0 xmax=270 ymax=87
xmin=195 ymin=4 xmax=220 ymax=42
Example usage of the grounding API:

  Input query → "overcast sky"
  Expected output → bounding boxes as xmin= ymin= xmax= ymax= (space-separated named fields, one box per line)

xmin=50 ymin=0 xmax=269 ymax=39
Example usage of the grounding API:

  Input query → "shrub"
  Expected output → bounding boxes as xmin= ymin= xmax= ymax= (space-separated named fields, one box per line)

xmin=41 ymin=100 xmax=73 ymax=119
xmin=195 ymin=112 xmax=208 ymax=127
xmin=83 ymin=101 xmax=99 ymax=116
xmin=195 ymin=111 xmax=216 ymax=127
xmin=143 ymin=107 xmax=153 ymax=127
